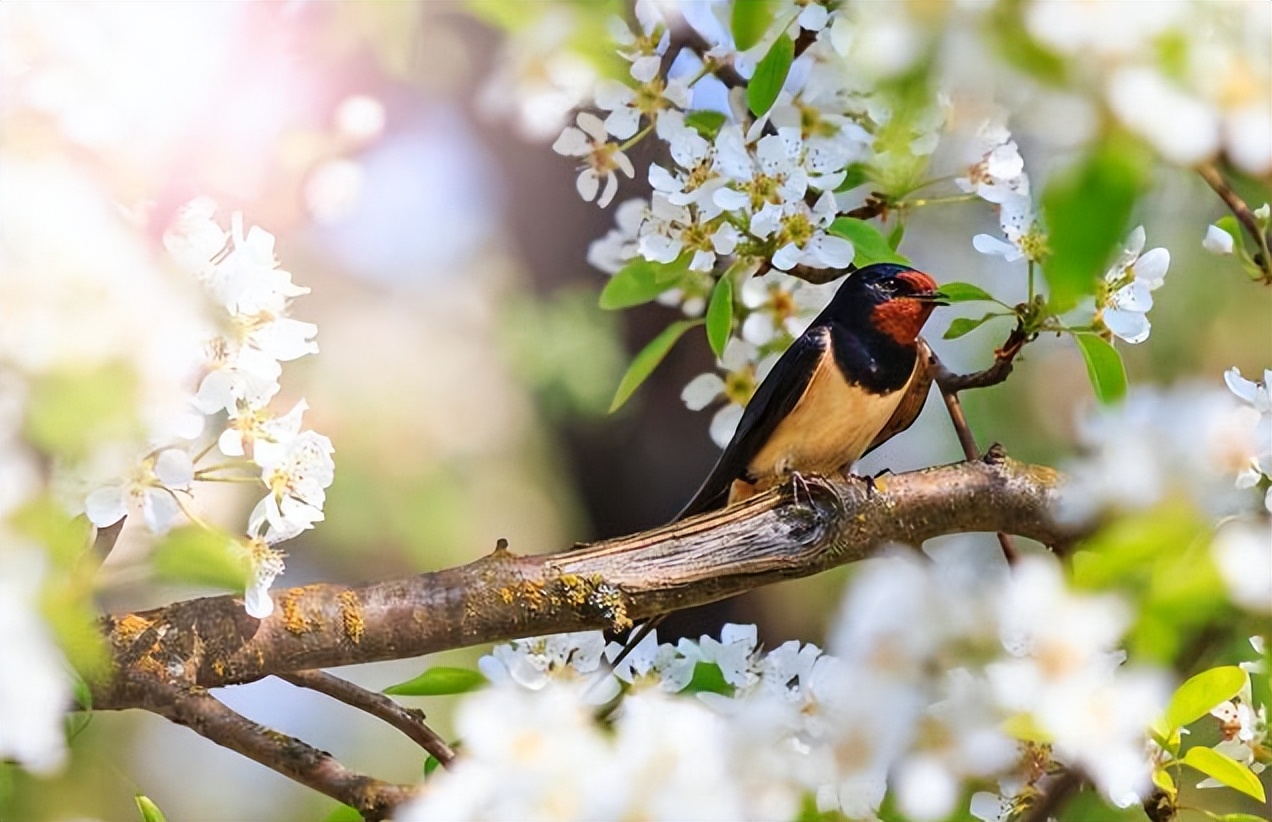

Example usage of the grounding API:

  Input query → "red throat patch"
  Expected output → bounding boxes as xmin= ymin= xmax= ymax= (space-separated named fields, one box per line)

xmin=871 ymin=270 xmax=940 ymax=345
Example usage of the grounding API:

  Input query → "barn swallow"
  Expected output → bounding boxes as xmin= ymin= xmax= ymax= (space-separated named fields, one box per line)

xmin=676 ymin=262 xmax=947 ymax=519
xmin=611 ymin=264 xmax=945 ymax=666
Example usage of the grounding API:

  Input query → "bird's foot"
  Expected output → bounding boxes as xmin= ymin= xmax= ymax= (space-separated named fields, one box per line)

xmin=789 ymin=470 xmax=813 ymax=509
xmin=849 ymin=468 xmax=891 ymax=496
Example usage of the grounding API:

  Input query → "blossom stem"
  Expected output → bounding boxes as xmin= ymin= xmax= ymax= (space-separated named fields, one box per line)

xmin=192 ymin=440 xmax=220 ymax=466
xmin=161 ymin=487 xmax=213 ymax=530
xmin=1197 ymin=164 xmax=1272 ymax=282
xmin=896 ymin=193 xmax=978 ymax=209
xmin=618 ymin=124 xmax=654 ymax=153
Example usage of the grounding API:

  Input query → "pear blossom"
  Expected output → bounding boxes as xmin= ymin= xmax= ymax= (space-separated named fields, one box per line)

xmin=681 ymin=339 xmax=779 ymax=448
xmin=218 ymin=398 xmax=308 ymax=463
xmin=1200 ymin=687 xmax=1268 ymax=788
xmin=1099 ymin=226 xmax=1170 ymax=344
xmin=84 ymin=447 xmax=195 ymax=535
xmin=740 ymin=270 xmax=834 ymax=345
xmin=956 ymin=117 xmax=1029 ymax=204
xmin=479 ymin=631 xmax=620 ymax=704
xmin=607 ymin=0 xmax=670 ymax=83
xmin=712 ymin=125 xmax=809 ymax=214
xmin=588 ymin=197 xmax=646 ymax=274
xmin=1224 ymin=366 xmax=1272 ymax=511
xmin=552 ymin=112 xmax=636 ymax=207
xmin=648 ymin=111 xmax=728 ymax=212
xmin=751 ymin=192 xmax=854 ymax=271
xmin=1211 ymin=521 xmax=1272 ymax=612
xmin=243 ymin=536 xmax=286 ymax=619
xmin=0 ymin=548 xmax=72 ymax=774
xmin=1203 ymin=224 xmax=1235 ymax=255
xmin=636 ymin=194 xmax=740 ymax=272
xmin=972 ymin=193 xmax=1044 ymax=263
xmin=595 ymin=75 xmax=690 ymax=140
xmin=248 ymin=430 xmax=335 ymax=542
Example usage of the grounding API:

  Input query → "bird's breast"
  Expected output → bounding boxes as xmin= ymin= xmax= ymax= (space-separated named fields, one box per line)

xmin=746 ymin=346 xmax=909 ymax=486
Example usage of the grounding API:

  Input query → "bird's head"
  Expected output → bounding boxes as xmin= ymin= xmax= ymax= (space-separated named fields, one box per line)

xmin=852 ymin=263 xmax=947 ymax=346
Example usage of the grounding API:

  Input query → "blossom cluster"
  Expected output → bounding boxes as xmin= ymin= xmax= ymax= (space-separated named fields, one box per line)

xmin=78 ymin=199 xmax=334 ymax=618
xmin=402 ymin=553 xmax=1197 ymax=821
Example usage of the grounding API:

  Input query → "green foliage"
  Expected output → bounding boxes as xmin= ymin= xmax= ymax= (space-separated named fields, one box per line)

xmin=609 ymin=319 xmax=703 ymax=412
xmin=937 ymin=282 xmax=999 ymax=304
xmin=24 ymin=362 xmax=140 ymax=461
xmin=384 ymin=666 xmax=487 ymax=696
xmin=152 ymin=526 xmax=251 ymax=591
xmin=684 ymin=110 xmax=728 ymax=140
xmin=944 ymin=313 xmax=1006 ymax=340
xmin=706 ymin=274 xmax=735 ymax=358
xmin=134 ymin=795 xmax=167 ymax=822
xmin=681 ymin=662 xmax=734 ymax=696
xmin=748 ymin=33 xmax=794 ymax=117
xmin=1165 ymin=666 xmax=1247 ymax=730
xmin=1180 ymin=746 xmax=1267 ymax=802
xmin=1073 ymin=333 xmax=1127 ymax=404
xmin=827 ymin=218 xmax=908 ymax=266
xmin=835 ymin=162 xmax=870 ymax=193
xmin=731 ymin=0 xmax=774 ymax=51
xmin=1041 ymin=136 xmax=1150 ymax=310
xmin=985 ymin=0 xmax=1067 ymax=85
xmin=322 ymin=803 xmax=365 ymax=822
xmin=599 ymin=257 xmax=690 ymax=310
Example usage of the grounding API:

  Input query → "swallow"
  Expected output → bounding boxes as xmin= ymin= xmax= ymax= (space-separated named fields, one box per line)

xmin=675 ymin=262 xmax=947 ymax=519
xmin=611 ymin=264 xmax=946 ymax=667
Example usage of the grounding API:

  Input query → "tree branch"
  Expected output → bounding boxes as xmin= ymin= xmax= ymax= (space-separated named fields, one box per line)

xmin=933 ymin=322 xmax=1031 ymax=393
xmin=1197 ymin=163 xmax=1272 ymax=282
xmin=93 ymin=457 xmax=1069 ymax=711
xmin=113 ymin=672 xmax=416 ymax=820
xmin=279 ymin=670 xmax=456 ymax=767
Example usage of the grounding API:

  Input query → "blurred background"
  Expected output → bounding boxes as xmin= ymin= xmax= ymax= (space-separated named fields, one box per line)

xmin=1 ymin=2 xmax=1267 ymax=820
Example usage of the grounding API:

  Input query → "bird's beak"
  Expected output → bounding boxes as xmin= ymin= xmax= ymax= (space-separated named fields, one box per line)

xmin=913 ymin=289 xmax=949 ymax=307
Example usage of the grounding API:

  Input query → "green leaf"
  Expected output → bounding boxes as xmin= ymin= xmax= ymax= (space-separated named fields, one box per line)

xmin=706 ymin=275 xmax=734 ymax=358
xmin=681 ymin=661 xmax=734 ymax=696
xmin=1041 ymin=136 xmax=1150 ymax=309
xmin=684 ymin=110 xmax=728 ymax=140
xmin=747 ymin=33 xmax=793 ymax=117
xmin=609 ymin=320 xmax=703 ymax=412
xmin=1165 ymin=666 xmax=1248 ymax=729
xmin=25 ymin=362 xmax=140 ymax=461
xmin=1151 ymin=766 xmax=1175 ymax=797
xmin=384 ymin=666 xmax=487 ymax=696
xmin=1214 ymin=215 xmax=1246 ymax=254
xmin=835 ymin=162 xmax=870 ymax=193
xmin=827 ymin=217 xmax=909 ymax=266
xmin=424 ymin=754 xmax=443 ymax=776
xmin=1181 ymin=746 xmax=1267 ymax=802
xmin=323 ymin=804 xmax=365 ymax=822
xmin=152 ymin=526 xmax=250 ymax=591
xmin=938 ymin=281 xmax=997 ymax=304
xmin=135 ymin=795 xmax=167 ymax=822
xmin=1073 ymin=333 xmax=1127 ymax=404
xmin=731 ymin=0 xmax=773 ymax=51
xmin=1212 ymin=814 xmax=1272 ymax=822
xmin=599 ymin=258 xmax=685 ymax=310
xmin=943 ymin=313 xmax=1003 ymax=340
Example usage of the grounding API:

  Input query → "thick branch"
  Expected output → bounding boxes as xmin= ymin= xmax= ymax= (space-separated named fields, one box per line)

xmin=93 ymin=457 xmax=1068 ymax=710
xmin=115 ymin=672 xmax=415 ymax=820
xmin=279 ymin=670 xmax=456 ymax=766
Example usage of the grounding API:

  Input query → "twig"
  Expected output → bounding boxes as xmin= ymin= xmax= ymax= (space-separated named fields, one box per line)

xmin=926 ymin=344 xmax=1019 ymax=564
xmin=131 ymin=675 xmax=416 ymax=820
xmin=1020 ymin=768 xmax=1083 ymax=822
xmin=280 ymin=670 xmax=456 ymax=767
xmin=1197 ymin=163 xmax=1272 ymax=281
xmin=933 ymin=323 xmax=1031 ymax=393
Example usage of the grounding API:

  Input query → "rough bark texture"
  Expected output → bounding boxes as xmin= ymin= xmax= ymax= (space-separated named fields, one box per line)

xmin=93 ymin=456 xmax=1065 ymax=711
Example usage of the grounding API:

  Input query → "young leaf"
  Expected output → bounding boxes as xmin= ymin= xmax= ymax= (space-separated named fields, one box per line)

xmin=747 ymin=33 xmax=793 ymax=117
xmin=938 ymin=282 xmax=998 ymax=304
xmin=835 ymin=162 xmax=870 ymax=193
xmin=323 ymin=804 xmax=365 ymax=822
xmin=887 ymin=220 xmax=905 ymax=250
xmin=1041 ymin=136 xmax=1149 ymax=310
xmin=706 ymin=275 xmax=734 ymax=358
xmin=609 ymin=320 xmax=703 ymax=412
xmin=135 ymin=795 xmax=167 ymax=822
xmin=684 ymin=110 xmax=728 ymax=140
xmin=152 ymin=526 xmax=250 ymax=591
xmin=682 ymin=661 xmax=734 ymax=696
xmin=384 ymin=666 xmax=487 ymax=696
xmin=827 ymin=217 xmax=908 ymax=266
xmin=1180 ymin=746 xmax=1267 ymax=802
xmin=1073 ymin=333 xmax=1127 ymax=404
xmin=731 ymin=0 xmax=773 ymax=51
xmin=1164 ymin=666 xmax=1247 ymax=730
xmin=599 ymin=259 xmax=679 ymax=310
xmin=943 ymin=313 xmax=1003 ymax=340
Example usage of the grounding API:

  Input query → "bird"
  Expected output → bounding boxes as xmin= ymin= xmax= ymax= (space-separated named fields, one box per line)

xmin=612 ymin=263 xmax=946 ymax=665
xmin=676 ymin=261 xmax=947 ymax=519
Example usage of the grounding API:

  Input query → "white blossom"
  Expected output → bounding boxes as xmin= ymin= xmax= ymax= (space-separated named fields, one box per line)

xmin=1099 ymin=225 xmax=1170 ymax=345
xmin=248 ymin=430 xmax=335 ymax=542
xmin=1211 ymin=521 xmax=1272 ymax=613
xmin=588 ymin=197 xmax=646 ymax=274
xmin=608 ymin=0 xmax=670 ymax=83
xmin=1203 ymin=224 xmax=1235 ymax=255
xmin=1225 ymin=366 xmax=1272 ymax=511
xmin=479 ymin=631 xmax=620 ymax=704
xmin=84 ymin=447 xmax=195 ymax=535
xmin=243 ymin=537 xmax=286 ymax=619
xmin=739 ymin=270 xmax=834 ymax=345
xmin=553 ymin=112 xmax=636 ymax=208
xmin=681 ymin=339 xmax=779 ymax=448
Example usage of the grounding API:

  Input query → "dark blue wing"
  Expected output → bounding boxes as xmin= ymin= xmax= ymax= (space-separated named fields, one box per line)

xmin=674 ymin=329 xmax=830 ymax=520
